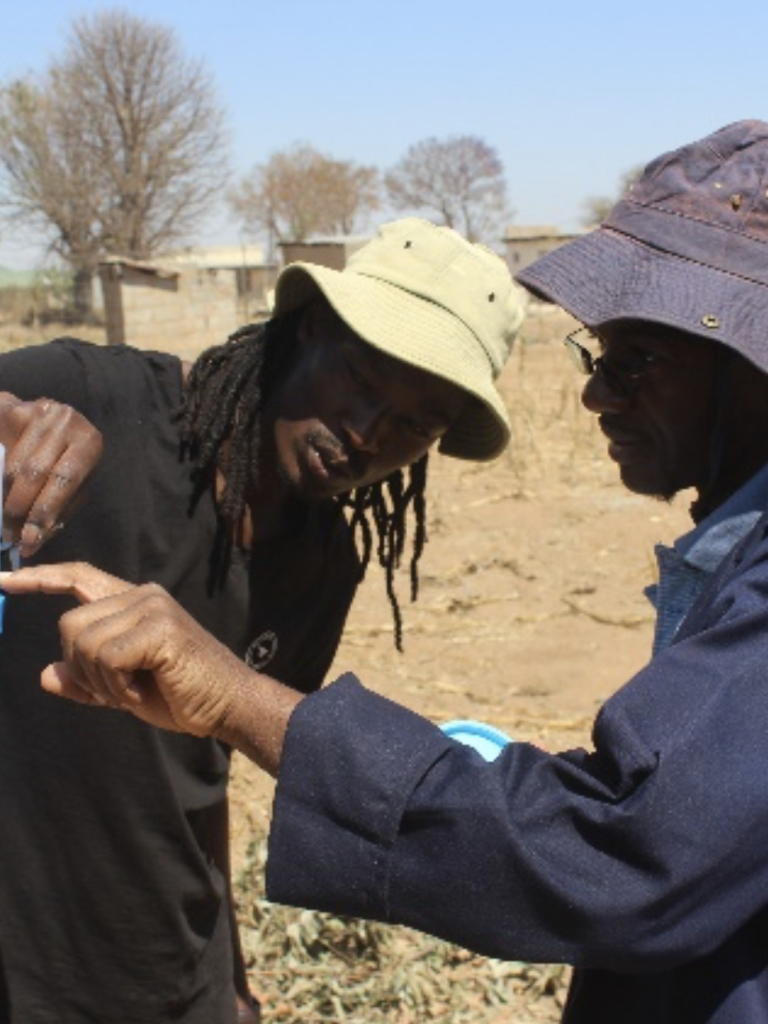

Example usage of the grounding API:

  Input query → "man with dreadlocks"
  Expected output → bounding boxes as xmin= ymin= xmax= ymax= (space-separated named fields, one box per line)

xmin=182 ymin=309 xmax=431 ymax=651
xmin=0 ymin=218 xmax=525 ymax=1023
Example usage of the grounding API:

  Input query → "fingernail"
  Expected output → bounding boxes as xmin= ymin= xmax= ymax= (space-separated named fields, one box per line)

xmin=20 ymin=524 xmax=43 ymax=549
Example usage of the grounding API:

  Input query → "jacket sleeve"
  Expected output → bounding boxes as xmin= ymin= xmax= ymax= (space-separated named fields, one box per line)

xmin=266 ymin=520 xmax=768 ymax=974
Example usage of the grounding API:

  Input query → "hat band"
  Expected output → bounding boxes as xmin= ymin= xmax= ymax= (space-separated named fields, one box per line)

xmin=606 ymin=202 xmax=768 ymax=289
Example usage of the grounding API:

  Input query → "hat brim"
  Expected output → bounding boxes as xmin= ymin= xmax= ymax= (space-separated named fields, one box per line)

xmin=516 ymin=227 xmax=768 ymax=374
xmin=275 ymin=262 xmax=511 ymax=461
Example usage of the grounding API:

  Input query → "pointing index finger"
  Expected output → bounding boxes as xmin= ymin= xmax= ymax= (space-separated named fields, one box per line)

xmin=0 ymin=562 xmax=133 ymax=604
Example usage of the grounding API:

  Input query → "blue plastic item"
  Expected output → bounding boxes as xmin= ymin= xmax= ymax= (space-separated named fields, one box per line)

xmin=0 ymin=441 xmax=4 ymax=632
xmin=440 ymin=719 xmax=512 ymax=762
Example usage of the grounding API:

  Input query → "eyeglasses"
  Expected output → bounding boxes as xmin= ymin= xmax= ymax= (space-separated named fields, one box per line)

xmin=563 ymin=326 xmax=663 ymax=398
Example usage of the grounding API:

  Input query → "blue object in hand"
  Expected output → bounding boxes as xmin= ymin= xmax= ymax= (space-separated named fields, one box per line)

xmin=440 ymin=719 xmax=512 ymax=761
xmin=0 ymin=441 xmax=5 ymax=633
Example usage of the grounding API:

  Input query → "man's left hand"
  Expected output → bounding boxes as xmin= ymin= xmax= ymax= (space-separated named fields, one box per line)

xmin=0 ymin=392 xmax=104 ymax=557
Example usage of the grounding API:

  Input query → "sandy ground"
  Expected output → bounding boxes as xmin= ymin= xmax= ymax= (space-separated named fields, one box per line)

xmin=227 ymin=308 xmax=693 ymax=1019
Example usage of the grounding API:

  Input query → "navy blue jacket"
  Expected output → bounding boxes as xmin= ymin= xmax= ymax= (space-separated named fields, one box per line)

xmin=267 ymin=510 xmax=768 ymax=1022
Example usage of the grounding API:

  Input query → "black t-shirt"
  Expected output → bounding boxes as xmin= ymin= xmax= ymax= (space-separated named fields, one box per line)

xmin=0 ymin=339 xmax=360 ymax=1022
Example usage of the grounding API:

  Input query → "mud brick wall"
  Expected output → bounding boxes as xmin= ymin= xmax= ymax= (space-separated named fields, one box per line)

xmin=99 ymin=262 xmax=267 ymax=357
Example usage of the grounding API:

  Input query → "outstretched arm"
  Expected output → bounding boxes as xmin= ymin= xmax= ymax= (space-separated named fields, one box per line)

xmin=0 ymin=562 xmax=301 ymax=775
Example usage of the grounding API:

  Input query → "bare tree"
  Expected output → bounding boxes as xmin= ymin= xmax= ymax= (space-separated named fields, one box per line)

xmin=228 ymin=144 xmax=381 ymax=257
xmin=0 ymin=79 xmax=102 ymax=312
xmin=581 ymin=165 xmax=644 ymax=227
xmin=320 ymin=161 xmax=381 ymax=236
xmin=385 ymin=135 xmax=510 ymax=242
xmin=0 ymin=10 xmax=230 ymax=315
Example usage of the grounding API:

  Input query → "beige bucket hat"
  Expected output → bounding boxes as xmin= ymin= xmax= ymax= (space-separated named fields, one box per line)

xmin=274 ymin=218 xmax=527 ymax=461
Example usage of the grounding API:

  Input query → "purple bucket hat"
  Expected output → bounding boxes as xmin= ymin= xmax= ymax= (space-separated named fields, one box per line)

xmin=516 ymin=120 xmax=768 ymax=374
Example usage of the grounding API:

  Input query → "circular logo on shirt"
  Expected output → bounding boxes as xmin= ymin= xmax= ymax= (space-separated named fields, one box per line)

xmin=245 ymin=630 xmax=278 ymax=670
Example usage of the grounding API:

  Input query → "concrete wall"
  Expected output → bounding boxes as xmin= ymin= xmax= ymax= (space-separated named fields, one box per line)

xmin=99 ymin=260 xmax=277 ymax=358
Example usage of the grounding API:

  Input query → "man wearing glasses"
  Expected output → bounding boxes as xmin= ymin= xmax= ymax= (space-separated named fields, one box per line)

xmin=552 ymin=162 xmax=768 ymax=659
xmin=7 ymin=120 xmax=768 ymax=1024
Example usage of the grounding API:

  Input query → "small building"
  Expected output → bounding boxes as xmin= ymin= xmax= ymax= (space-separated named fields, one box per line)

xmin=98 ymin=236 xmax=378 ymax=356
xmin=502 ymin=225 xmax=583 ymax=278
xmin=279 ymin=236 xmax=369 ymax=272
xmin=98 ymin=245 xmax=278 ymax=356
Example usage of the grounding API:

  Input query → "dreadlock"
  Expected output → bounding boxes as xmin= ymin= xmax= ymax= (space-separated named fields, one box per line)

xmin=177 ymin=310 xmax=430 ymax=650
xmin=340 ymin=454 xmax=429 ymax=652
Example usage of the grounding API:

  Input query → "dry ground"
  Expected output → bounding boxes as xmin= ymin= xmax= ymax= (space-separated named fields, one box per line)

xmin=0 ymin=311 xmax=692 ymax=1021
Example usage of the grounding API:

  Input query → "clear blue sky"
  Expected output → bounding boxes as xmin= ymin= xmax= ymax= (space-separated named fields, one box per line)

xmin=1 ymin=0 xmax=765 ymax=268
